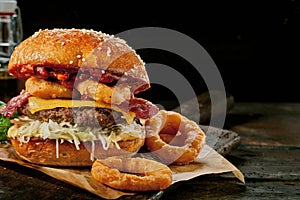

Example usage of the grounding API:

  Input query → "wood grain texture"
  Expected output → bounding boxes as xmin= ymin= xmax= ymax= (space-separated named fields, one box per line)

xmin=159 ymin=102 xmax=300 ymax=200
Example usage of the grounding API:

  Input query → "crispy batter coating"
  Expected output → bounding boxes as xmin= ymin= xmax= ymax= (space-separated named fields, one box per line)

xmin=75 ymin=79 xmax=131 ymax=104
xmin=91 ymin=157 xmax=172 ymax=191
xmin=25 ymin=77 xmax=74 ymax=99
xmin=145 ymin=110 xmax=206 ymax=165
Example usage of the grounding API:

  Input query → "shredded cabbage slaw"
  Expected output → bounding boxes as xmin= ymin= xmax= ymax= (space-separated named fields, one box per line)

xmin=8 ymin=117 xmax=144 ymax=160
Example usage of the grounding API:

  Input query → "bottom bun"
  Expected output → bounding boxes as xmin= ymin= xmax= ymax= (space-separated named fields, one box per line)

xmin=10 ymin=137 xmax=145 ymax=166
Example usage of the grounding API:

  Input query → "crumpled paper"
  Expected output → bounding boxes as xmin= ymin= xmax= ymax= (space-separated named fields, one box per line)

xmin=0 ymin=143 xmax=244 ymax=199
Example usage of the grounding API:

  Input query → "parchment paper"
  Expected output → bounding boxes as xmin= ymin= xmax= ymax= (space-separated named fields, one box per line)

xmin=0 ymin=143 xmax=244 ymax=199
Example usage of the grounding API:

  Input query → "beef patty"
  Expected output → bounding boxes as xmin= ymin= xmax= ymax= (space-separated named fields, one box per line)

xmin=19 ymin=104 xmax=126 ymax=128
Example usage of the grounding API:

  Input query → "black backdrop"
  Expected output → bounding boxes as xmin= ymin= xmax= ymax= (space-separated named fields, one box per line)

xmin=16 ymin=1 xmax=300 ymax=102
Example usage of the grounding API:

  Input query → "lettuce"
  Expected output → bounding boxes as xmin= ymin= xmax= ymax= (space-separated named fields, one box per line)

xmin=0 ymin=101 xmax=18 ymax=141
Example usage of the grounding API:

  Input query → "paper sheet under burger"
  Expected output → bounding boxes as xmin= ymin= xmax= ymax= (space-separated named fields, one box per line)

xmin=0 ymin=142 xmax=244 ymax=199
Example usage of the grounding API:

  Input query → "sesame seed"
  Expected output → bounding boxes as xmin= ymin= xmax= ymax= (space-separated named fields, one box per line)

xmin=77 ymin=55 xmax=81 ymax=58
xmin=32 ymin=29 xmax=41 ymax=38
xmin=69 ymin=60 xmax=73 ymax=64
xmin=107 ymin=47 xmax=111 ymax=56
xmin=82 ymin=58 xmax=86 ymax=62
xmin=61 ymin=42 xmax=65 ymax=46
xmin=115 ymin=42 xmax=123 ymax=47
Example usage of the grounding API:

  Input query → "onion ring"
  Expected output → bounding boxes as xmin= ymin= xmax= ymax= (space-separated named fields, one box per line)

xmin=91 ymin=157 xmax=172 ymax=191
xmin=145 ymin=110 xmax=206 ymax=165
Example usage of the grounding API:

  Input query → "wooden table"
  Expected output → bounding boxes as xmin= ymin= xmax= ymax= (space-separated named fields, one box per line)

xmin=163 ymin=102 xmax=300 ymax=199
xmin=1 ymin=102 xmax=300 ymax=199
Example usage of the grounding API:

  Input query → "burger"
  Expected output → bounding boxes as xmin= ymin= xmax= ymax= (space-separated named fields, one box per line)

xmin=0 ymin=28 xmax=158 ymax=166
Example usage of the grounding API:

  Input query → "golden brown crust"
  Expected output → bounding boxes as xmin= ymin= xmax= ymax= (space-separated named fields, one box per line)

xmin=10 ymin=137 xmax=145 ymax=166
xmin=91 ymin=157 xmax=172 ymax=191
xmin=25 ymin=77 xmax=74 ymax=99
xmin=75 ymin=79 xmax=131 ymax=104
xmin=8 ymin=28 xmax=149 ymax=91
xmin=145 ymin=110 xmax=206 ymax=165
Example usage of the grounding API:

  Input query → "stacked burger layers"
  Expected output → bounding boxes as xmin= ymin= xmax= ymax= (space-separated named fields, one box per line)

xmin=0 ymin=29 xmax=206 ymax=191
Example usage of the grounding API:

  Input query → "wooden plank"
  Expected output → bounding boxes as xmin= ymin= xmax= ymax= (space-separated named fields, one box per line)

xmin=227 ymin=146 xmax=300 ymax=180
xmin=159 ymin=175 xmax=300 ymax=199
xmin=225 ymin=103 xmax=300 ymax=147
xmin=3 ymin=157 xmax=298 ymax=200
xmin=201 ymin=125 xmax=240 ymax=156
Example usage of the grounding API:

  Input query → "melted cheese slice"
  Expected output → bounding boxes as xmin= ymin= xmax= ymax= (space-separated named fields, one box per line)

xmin=28 ymin=97 xmax=135 ymax=124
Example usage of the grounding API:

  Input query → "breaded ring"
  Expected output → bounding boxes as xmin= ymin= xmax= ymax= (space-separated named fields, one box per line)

xmin=75 ymin=79 xmax=131 ymax=105
xmin=145 ymin=110 xmax=206 ymax=165
xmin=91 ymin=157 xmax=172 ymax=191
xmin=25 ymin=77 xmax=73 ymax=99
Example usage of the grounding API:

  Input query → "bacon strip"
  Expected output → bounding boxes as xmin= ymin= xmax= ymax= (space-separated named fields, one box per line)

xmin=0 ymin=90 xmax=31 ymax=118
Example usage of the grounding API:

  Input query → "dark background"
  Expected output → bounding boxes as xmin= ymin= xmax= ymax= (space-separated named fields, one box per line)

xmin=16 ymin=0 xmax=300 ymax=102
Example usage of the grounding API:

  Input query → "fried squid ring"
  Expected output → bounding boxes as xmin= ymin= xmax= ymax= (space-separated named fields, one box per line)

xmin=91 ymin=157 xmax=172 ymax=191
xmin=145 ymin=110 xmax=206 ymax=165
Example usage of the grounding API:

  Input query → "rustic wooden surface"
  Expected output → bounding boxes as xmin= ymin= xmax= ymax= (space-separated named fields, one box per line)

xmin=1 ymin=102 xmax=300 ymax=199
xmin=160 ymin=102 xmax=300 ymax=199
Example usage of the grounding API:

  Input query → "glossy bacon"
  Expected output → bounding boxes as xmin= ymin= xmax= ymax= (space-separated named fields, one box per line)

xmin=0 ymin=91 xmax=31 ymax=118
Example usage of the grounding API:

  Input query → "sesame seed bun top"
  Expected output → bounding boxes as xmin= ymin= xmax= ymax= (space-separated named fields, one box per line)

xmin=8 ymin=28 xmax=150 ymax=92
